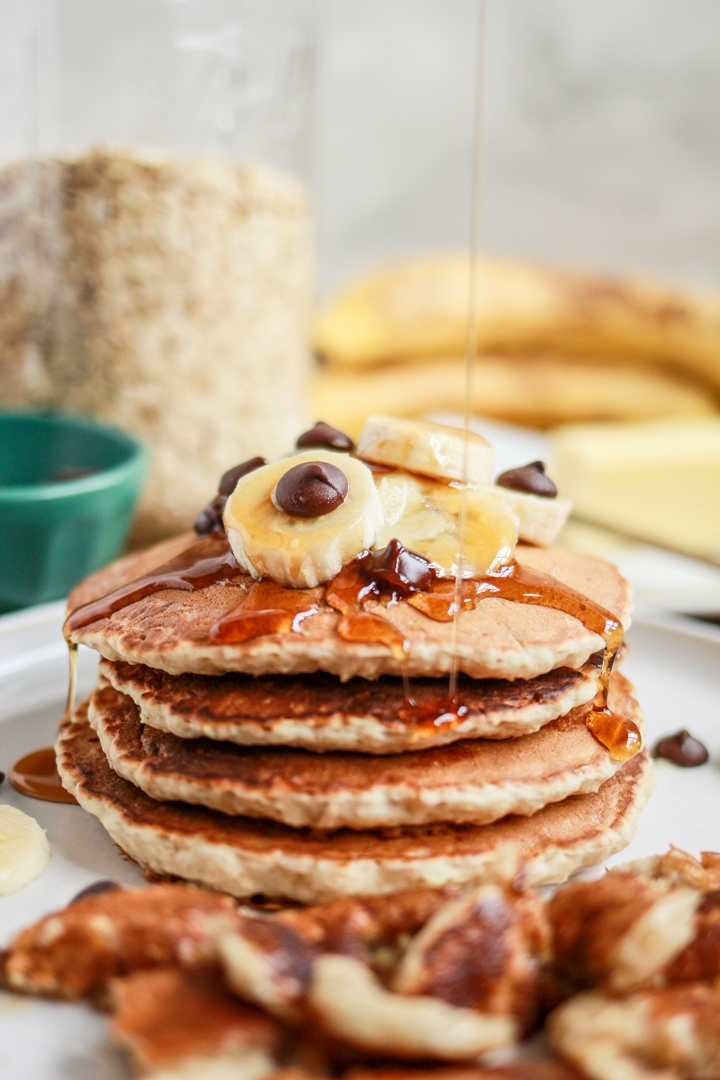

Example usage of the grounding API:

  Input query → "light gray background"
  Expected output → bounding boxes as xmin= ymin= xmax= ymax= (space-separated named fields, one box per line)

xmin=315 ymin=0 xmax=720 ymax=293
xmin=2 ymin=0 xmax=719 ymax=294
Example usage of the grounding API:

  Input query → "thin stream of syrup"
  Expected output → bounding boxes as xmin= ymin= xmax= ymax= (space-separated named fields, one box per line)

xmin=9 ymin=639 xmax=81 ymax=804
xmin=449 ymin=0 xmax=488 ymax=705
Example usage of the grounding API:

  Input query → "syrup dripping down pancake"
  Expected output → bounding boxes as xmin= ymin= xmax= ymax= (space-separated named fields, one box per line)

xmin=57 ymin=701 xmax=654 ymax=904
xmin=88 ymin=676 xmax=643 ymax=830
xmin=100 ymin=656 xmax=601 ymax=753
xmin=65 ymin=536 xmax=631 ymax=682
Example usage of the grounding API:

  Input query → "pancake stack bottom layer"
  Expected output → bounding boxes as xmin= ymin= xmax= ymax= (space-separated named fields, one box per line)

xmin=59 ymin=536 xmax=655 ymax=903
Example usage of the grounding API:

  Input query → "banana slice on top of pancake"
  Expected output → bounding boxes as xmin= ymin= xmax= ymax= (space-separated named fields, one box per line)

xmin=375 ymin=471 xmax=517 ymax=577
xmin=357 ymin=414 xmax=496 ymax=484
xmin=356 ymin=416 xmax=567 ymax=551
xmin=224 ymin=451 xmax=383 ymax=589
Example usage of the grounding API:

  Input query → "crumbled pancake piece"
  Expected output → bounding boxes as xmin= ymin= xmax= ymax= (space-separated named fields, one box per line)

xmin=392 ymin=884 xmax=551 ymax=1034
xmin=347 ymin=1064 xmax=584 ymax=1080
xmin=220 ymin=915 xmax=317 ymax=1023
xmin=621 ymin=847 xmax=720 ymax=891
xmin=664 ymin=889 xmax=720 ymax=984
xmin=220 ymin=888 xmax=465 ymax=1022
xmin=110 ymin=966 xmax=281 ymax=1078
xmin=2 ymin=883 xmax=237 ymax=998
xmin=549 ymin=870 xmax=700 ymax=994
xmin=548 ymin=982 xmax=720 ymax=1080
xmin=275 ymin=885 xmax=461 ymax=960
xmin=307 ymin=953 xmax=516 ymax=1061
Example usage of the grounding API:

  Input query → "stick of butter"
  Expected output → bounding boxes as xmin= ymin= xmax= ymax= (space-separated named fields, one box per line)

xmin=550 ymin=417 xmax=720 ymax=563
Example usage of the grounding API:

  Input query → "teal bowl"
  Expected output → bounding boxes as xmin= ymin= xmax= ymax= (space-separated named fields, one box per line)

xmin=0 ymin=411 xmax=148 ymax=613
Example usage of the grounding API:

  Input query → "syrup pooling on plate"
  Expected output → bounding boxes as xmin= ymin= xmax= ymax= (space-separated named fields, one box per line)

xmin=10 ymin=747 xmax=77 ymax=804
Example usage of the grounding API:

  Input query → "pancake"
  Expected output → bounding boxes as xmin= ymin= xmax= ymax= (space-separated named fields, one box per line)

xmin=57 ymin=701 xmax=654 ymax=903
xmin=88 ymin=676 xmax=642 ymax=830
xmin=101 ymin=656 xmax=601 ymax=753
xmin=65 ymin=537 xmax=631 ymax=681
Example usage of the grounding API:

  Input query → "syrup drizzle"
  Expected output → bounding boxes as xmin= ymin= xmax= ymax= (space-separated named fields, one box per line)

xmin=209 ymin=581 xmax=319 ymax=644
xmin=64 ymin=535 xmax=242 ymax=634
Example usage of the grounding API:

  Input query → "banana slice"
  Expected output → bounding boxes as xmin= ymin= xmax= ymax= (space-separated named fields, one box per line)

xmin=493 ymin=486 xmax=572 ymax=546
xmin=0 ymin=804 xmax=51 ymax=895
xmin=375 ymin=472 xmax=517 ymax=576
xmin=224 ymin=451 xmax=383 ymax=588
xmin=357 ymin=416 xmax=496 ymax=485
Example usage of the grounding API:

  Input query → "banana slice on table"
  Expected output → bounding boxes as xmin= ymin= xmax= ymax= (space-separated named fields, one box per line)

xmin=224 ymin=451 xmax=383 ymax=589
xmin=0 ymin=804 xmax=50 ymax=896
xmin=357 ymin=415 xmax=496 ymax=485
xmin=493 ymin=486 xmax=571 ymax=546
xmin=375 ymin=472 xmax=517 ymax=576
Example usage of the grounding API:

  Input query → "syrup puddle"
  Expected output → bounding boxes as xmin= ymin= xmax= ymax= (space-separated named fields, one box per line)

xmin=10 ymin=747 xmax=77 ymax=804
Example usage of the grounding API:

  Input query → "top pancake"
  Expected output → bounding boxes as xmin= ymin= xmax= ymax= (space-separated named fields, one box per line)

xmin=66 ymin=534 xmax=631 ymax=681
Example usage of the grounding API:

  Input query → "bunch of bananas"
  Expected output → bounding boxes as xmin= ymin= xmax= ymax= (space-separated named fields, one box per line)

xmin=224 ymin=416 xmax=570 ymax=589
xmin=312 ymin=256 xmax=720 ymax=437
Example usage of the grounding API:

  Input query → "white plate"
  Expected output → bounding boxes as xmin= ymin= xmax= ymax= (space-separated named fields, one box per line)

xmin=1 ymin=601 xmax=720 ymax=1078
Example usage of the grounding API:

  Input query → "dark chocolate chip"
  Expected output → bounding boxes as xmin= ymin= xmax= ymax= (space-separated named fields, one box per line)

xmin=367 ymin=538 xmax=438 ymax=595
xmin=296 ymin=421 xmax=354 ymax=452
xmin=70 ymin=880 xmax=122 ymax=904
xmin=0 ymin=770 xmax=5 ymax=784
xmin=194 ymin=494 xmax=227 ymax=536
xmin=653 ymin=729 xmax=709 ymax=768
xmin=496 ymin=461 xmax=558 ymax=498
xmin=273 ymin=461 xmax=349 ymax=518
xmin=219 ymin=456 xmax=268 ymax=496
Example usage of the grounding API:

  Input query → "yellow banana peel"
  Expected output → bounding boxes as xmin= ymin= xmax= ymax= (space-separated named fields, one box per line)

xmin=314 ymin=255 xmax=720 ymax=395
xmin=312 ymin=354 xmax=716 ymax=441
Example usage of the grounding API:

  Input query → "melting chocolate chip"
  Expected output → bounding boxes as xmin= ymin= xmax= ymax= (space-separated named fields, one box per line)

xmin=273 ymin=461 xmax=349 ymax=518
xmin=366 ymin=538 xmax=438 ymax=596
xmin=296 ymin=421 xmax=354 ymax=452
xmin=195 ymin=457 xmax=268 ymax=535
xmin=653 ymin=729 xmax=709 ymax=768
xmin=70 ymin=880 xmax=122 ymax=904
xmin=0 ymin=770 xmax=5 ymax=784
xmin=496 ymin=461 xmax=558 ymax=498
xmin=219 ymin=456 xmax=268 ymax=496
xmin=194 ymin=494 xmax=227 ymax=536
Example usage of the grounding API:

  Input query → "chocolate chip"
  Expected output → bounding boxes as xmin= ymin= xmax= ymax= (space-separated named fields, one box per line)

xmin=194 ymin=494 xmax=227 ymax=536
xmin=496 ymin=461 xmax=558 ymax=498
xmin=653 ymin=729 xmax=709 ymax=768
xmin=0 ymin=770 xmax=5 ymax=785
xmin=70 ymin=880 xmax=122 ymax=904
xmin=296 ymin=421 xmax=354 ymax=452
xmin=273 ymin=461 xmax=349 ymax=517
xmin=367 ymin=539 xmax=438 ymax=595
xmin=219 ymin=457 xmax=268 ymax=496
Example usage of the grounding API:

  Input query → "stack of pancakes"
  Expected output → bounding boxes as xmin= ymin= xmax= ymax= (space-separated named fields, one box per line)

xmin=59 ymin=535 xmax=654 ymax=903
